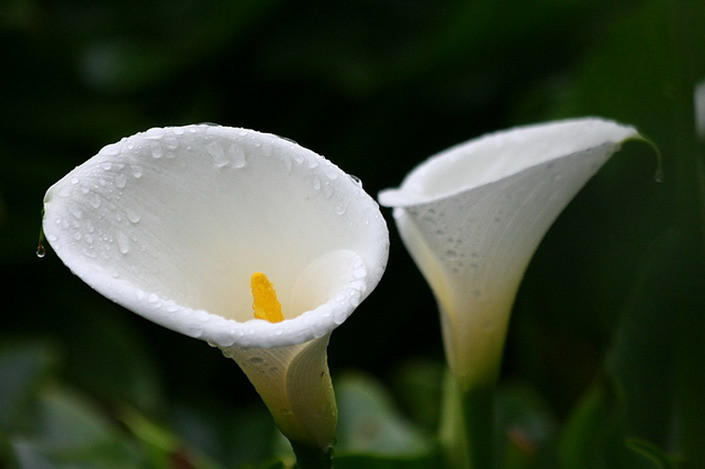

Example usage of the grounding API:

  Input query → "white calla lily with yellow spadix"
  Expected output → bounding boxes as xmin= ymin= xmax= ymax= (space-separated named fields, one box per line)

xmin=379 ymin=118 xmax=643 ymax=468
xmin=42 ymin=124 xmax=389 ymax=466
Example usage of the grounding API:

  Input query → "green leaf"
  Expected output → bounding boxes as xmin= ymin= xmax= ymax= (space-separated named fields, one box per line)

xmin=9 ymin=385 xmax=145 ymax=468
xmin=391 ymin=360 xmax=444 ymax=432
xmin=333 ymin=453 xmax=438 ymax=469
xmin=0 ymin=341 xmax=55 ymax=431
xmin=494 ymin=384 xmax=558 ymax=469
xmin=625 ymin=438 xmax=682 ymax=469
xmin=335 ymin=373 xmax=433 ymax=459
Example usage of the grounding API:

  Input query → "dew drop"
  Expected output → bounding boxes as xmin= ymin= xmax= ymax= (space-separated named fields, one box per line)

xmin=145 ymin=127 xmax=165 ymax=140
xmin=36 ymin=243 xmax=46 ymax=258
xmin=89 ymin=194 xmax=101 ymax=209
xmin=312 ymin=176 xmax=322 ymax=191
xmin=163 ymin=134 xmax=179 ymax=150
xmin=206 ymin=141 xmax=228 ymax=168
xmin=115 ymin=173 xmax=127 ymax=189
xmin=116 ymin=231 xmax=130 ymax=254
xmin=101 ymin=162 xmax=112 ymax=171
xmin=231 ymin=145 xmax=247 ymax=168
xmin=100 ymin=143 xmax=121 ymax=156
xmin=126 ymin=209 xmax=141 ymax=224
xmin=334 ymin=203 xmax=347 ymax=215
xmin=250 ymin=356 xmax=264 ymax=364
xmin=150 ymin=144 xmax=164 ymax=159
xmin=349 ymin=174 xmax=362 ymax=187
xmin=131 ymin=165 xmax=144 ymax=178
xmin=70 ymin=177 xmax=79 ymax=185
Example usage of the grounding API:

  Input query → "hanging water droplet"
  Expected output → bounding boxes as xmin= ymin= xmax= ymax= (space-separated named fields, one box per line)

xmin=36 ymin=243 xmax=46 ymax=258
xmin=349 ymin=174 xmax=362 ymax=187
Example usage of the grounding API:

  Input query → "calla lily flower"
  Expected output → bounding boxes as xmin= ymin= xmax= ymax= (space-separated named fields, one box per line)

xmin=379 ymin=118 xmax=640 ymax=390
xmin=42 ymin=124 xmax=389 ymax=453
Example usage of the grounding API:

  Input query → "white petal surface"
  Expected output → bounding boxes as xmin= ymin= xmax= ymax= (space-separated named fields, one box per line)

xmin=43 ymin=125 xmax=389 ymax=349
xmin=379 ymin=118 xmax=639 ymax=388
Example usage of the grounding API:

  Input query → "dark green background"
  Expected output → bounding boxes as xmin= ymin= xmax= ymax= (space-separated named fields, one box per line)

xmin=1 ymin=1 xmax=703 ymax=467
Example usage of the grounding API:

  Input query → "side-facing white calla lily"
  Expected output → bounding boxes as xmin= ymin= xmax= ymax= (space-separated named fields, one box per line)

xmin=42 ymin=124 xmax=389 ymax=459
xmin=379 ymin=118 xmax=641 ymax=467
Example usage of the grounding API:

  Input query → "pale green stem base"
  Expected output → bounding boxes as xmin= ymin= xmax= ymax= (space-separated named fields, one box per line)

xmin=290 ymin=440 xmax=333 ymax=469
xmin=440 ymin=373 xmax=496 ymax=469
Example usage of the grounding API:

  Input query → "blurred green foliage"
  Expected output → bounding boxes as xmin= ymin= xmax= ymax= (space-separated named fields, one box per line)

xmin=1 ymin=0 xmax=703 ymax=467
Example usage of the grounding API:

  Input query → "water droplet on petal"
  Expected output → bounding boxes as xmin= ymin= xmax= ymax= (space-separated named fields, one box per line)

xmin=334 ymin=203 xmax=347 ymax=215
xmin=145 ymin=127 xmax=165 ymax=140
xmin=312 ymin=176 xmax=321 ymax=191
xmin=89 ymin=194 xmax=101 ymax=209
xmin=100 ymin=143 xmax=121 ymax=156
xmin=150 ymin=144 xmax=164 ymax=159
xmin=231 ymin=145 xmax=247 ymax=168
xmin=115 ymin=173 xmax=127 ymax=189
xmin=116 ymin=231 xmax=130 ymax=254
xmin=36 ymin=244 xmax=46 ymax=258
xmin=206 ymin=141 xmax=228 ymax=168
xmin=126 ymin=209 xmax=141 ymax=224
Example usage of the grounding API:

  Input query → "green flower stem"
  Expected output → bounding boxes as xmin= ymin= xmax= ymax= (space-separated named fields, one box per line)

xmin=441 ymin=372 xmax=496 ymax=469
xmin=290 ymin=440 xmax=333 ymax=469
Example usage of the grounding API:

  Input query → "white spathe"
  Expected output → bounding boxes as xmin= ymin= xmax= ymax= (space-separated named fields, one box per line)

xmin=43 ymin=124 xmax=389 ymax=449
xmin=379 ymin=118 xmax=640 ymax=390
